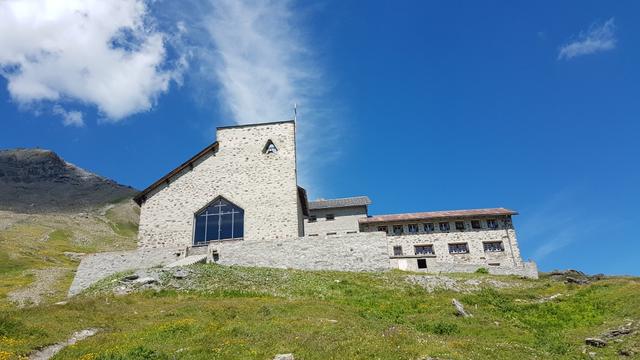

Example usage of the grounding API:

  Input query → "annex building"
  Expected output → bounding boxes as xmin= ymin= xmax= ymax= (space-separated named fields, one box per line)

xmin=69 ymin=120 xmax=536 ymax=296
xmin=133 ymin=120 xmax=536 ymax=277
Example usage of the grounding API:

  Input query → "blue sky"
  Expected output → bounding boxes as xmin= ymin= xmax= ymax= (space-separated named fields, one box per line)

xmin=1 ymin=1 xmax=638 ymax=275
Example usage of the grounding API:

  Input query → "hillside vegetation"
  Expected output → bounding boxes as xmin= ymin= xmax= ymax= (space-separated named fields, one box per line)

xmin=0 ymin=200 xmax=138 ymax=309
xmin=0 ymin=262 xmax=639 ymax=359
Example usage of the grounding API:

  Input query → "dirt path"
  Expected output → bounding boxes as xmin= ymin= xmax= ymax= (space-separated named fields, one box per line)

xmin=8 ymin=267 xmax=67 ymax=307
xmin=29 ymin=328 xmax=99 ymax=360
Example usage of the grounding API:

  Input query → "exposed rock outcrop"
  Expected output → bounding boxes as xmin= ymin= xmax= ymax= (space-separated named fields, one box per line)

xmin=0 ymin=148 xmax=136 ymax=213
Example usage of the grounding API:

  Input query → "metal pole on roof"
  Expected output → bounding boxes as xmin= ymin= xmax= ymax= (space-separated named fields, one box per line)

xmin=294 ymin=103 xmax=297 ymax=122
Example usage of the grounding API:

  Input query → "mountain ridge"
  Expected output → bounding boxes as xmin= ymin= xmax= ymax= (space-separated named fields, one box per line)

xmin=0 ymin=148 xmax=137 ymax=213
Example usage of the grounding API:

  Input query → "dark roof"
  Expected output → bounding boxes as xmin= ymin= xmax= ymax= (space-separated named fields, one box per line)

xmin=359 ymin=207 xmax=518 ymax=224
xmin=309 ymin=196 xmax=372 ymax=210
xmin=134 ymin=142 xmax=219 ymax=205
xmin=216 ymin=119 xmax=295 ymax=130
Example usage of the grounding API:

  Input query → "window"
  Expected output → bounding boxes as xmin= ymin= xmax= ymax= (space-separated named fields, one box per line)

xmin=417 ymin=259 xmax=427 ymax=269
xmin=448 ymin=243 xmax=469 ymax=254
xmin=308 ymin=215 xmax=317 ymax=223
xmin=308 ymin=234 xmax=319 ymax=237
xmin=326 ymin=214 xmax=335 ymax=221
xmin=262 ymin=139 xmax=278 ymax=154
xmin=423 ymin=223 xmax=435 ymax=232
xmin=414 ymin=245 xmax=434 ymax=255
xmin=483 ymin=241 xmax=504 ymax=252
xmin=471 ymin=220 xmax=481 ymax=229
xmin=393 ymin=245 xmax=403 ymax=256
xmin=439 ymin=222 xmax=450 ymax=232
xmin=408 ymin=224 xmax=418 ymax=234
xmin=455 ymin=221 xmax=465 ymax=231
xmin=327 ymin=232 xmax=337 ymax=236
xmin=194 ymin=197 xmax=244 ymax=245
xmin=377 ymin=225 xmax=388 ymax=233
xmin=393 ymin=225 xmax=404 ymax=235
xmin=487 ymin=219 xmax=498 ymax=229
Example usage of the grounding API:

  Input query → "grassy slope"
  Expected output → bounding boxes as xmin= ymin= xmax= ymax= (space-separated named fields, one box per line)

xmin=0 ymin=266 xmax=639 ymax=359
xmin=0 ymin=204 xmax=639 ymax=359
xmin=0 ymin=200 xmax=138 ymax=309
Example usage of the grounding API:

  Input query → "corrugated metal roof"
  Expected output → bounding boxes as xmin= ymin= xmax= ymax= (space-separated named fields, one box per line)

xmin=359 ymin=207 xmax=517 ymax=224
xmin=309 ymin=196 xmax=372 ymax=210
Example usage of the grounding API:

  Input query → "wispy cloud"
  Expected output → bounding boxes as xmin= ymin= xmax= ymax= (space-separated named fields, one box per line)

xmin=0 ymin=0 xmax=187 ymax=123
xmin=53 ymin=105 xmax=84 ymax=127
xmin=187 ymin=0 xmax=339 ymax=194
xmin=558 ymin=18 xmax=616 ymax=60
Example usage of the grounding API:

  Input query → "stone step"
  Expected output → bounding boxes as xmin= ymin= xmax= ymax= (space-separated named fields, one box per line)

xmin=165 ymin=254 xmax=207 ymax=268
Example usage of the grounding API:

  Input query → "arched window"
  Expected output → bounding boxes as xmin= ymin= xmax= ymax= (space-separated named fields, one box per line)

xmin=194 ymin=197 xmax=244 ymax=245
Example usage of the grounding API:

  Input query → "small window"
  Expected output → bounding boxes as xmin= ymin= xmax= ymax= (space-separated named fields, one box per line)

xmin=414 ymin=245 xmax=434 ymax=255
xmin=393 ymin=245 xmax=403 ymax=256
xmin=308 ymin=234 xmax=318 ymax=237
xmin=483 ymin=241 xmax=504 ymax=252
xmin=455 ymin=221 xmax=465 ymax=231
xmin=408 ymin=224 xmax=418 ymax=234
xmin=326 ymin=214 xmax=335 ymax=221
xmin=471 ymin=220 xmax=481 ymax=229
xmin=417 ymin=259 xmax=427 ymax=269
xmin=346 ymin=231 xmax=357 ymax=234
xmin=327 ymin=232 xmax=337 ymax=236
xmin=377 ymin=225 xmax=388 ymax=233
xmin=262 ymin=139 xmax=278 ymax=154
xmin=393 ymin=225 xmax=404 ymax=236
xmin=308 ymin=215 xmax=317 ymax=223
xmin=439 ymin=222 xmax=450 ymax=232
xmin=448 ymin=243 xmax=469 ymax=254
xmin=487 ymin=219 xmax=498 ymax=229
xmin=423 ymin=223 xmax=434 ymax=232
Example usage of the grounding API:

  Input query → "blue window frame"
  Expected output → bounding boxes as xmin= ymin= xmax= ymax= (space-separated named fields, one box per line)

xmin=194 ymin=197 xmax=244 ymax=245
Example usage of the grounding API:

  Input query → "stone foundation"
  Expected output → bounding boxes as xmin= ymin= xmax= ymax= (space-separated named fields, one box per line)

xmin=68 ymin=247 xmax=184 ymax=296
xmin=207 ymin=232 xmax=390 ymax=272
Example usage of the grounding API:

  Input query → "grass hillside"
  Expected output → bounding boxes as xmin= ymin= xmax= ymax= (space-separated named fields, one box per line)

xmin=1 ymin=264 xmax=639 ymax=359
xmin=0 ymin=200 xmax=138 ymax=309
xmin=1 ymin=203 xmax=639 ymax=359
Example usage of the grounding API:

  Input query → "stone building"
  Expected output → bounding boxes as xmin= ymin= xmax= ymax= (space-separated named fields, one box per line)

xmin=305 ymin=196 xmax=371 ymax=236
xmin=71 ymin=120 xmax=536 ymax=295
xmin=358 ymin=208 xmax=525 ymax=273
xmin=134 ymin=120 xmax=308 ymax=248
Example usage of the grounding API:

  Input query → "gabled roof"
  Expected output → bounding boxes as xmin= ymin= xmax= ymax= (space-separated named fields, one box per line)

xmin=359 ymin=207 xmax=518 ymax=224
xmin=309 ymin=196 xmax=372 ymax=210
xmin=132 ymin=141 xmax=310 ymax=217
xmin=134 ymin=142 xmax=220 ymax=206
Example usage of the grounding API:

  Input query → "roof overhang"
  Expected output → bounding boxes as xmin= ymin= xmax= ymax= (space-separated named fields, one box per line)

xmin=133 ymin=142 xmax=219 ymax=206
xmin=359 ymin=208 xmax=518 ymax=224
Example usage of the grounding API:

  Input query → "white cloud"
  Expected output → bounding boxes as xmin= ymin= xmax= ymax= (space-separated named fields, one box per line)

xmin=196 ymin=0 xmax=339 ymax=194
xmin=53 ymin=105 xmax=84 ymax=127
xmin=0 ymin=0 xmax=186 ymax=120
xmin=558 ymin=18 xmax=616 ymax=60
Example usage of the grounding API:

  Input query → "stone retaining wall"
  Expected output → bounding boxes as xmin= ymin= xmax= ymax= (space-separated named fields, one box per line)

xmin=207 ymin=232 xmax=390 ymax=272
xmin=68 ymin=248 xmax=184 ymax=296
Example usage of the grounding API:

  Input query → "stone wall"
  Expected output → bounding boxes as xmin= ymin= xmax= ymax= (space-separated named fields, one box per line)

xmin=305 ymin=206 xmax=367 ymax=236
xmin=207 ymin=233 xmax=390 ymax=272
xmin=391 ymin=257 xmax=538 ymax=278
xmin=138 ymin=121 xmax=302 ymax=248
xmin=68 ymin=248 xmax=184 ymax=296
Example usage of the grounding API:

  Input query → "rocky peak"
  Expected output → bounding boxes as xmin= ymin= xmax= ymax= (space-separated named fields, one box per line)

xmin=0 ymin=148 xmax=137 ymax=213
